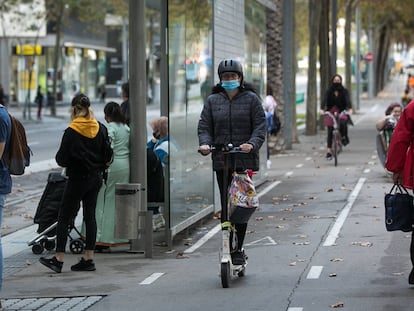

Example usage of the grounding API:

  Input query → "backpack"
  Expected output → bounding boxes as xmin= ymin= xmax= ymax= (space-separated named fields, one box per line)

xmin=4 ymin=113 xmax=32 ymax=175
xmin=266 ymin=111 xmax=281 ymax=136
xmin=272 ymin=112 xmax=281 ymax=135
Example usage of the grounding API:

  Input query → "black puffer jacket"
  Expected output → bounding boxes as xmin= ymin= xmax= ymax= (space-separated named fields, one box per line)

xmin=198 ymin=84 xmax=266 ymax=171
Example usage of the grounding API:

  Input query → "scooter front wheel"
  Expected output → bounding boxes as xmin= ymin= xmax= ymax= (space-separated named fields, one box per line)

xmin=221 ymin=262 xmax=230 ymax=288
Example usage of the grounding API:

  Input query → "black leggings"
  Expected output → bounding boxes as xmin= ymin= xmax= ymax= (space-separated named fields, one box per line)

xmin=56 ymin=173 xmax=102 ymax=253
xmin=216 ymin=169 xmax=248 ymax=251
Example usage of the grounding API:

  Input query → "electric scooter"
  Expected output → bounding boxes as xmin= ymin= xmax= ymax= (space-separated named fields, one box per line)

xmin=219 ymin=144 xmax=248 ymax=288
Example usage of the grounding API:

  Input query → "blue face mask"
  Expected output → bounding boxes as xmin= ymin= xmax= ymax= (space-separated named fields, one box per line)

xmin=221 ymin=80 xmax=240 ymax=91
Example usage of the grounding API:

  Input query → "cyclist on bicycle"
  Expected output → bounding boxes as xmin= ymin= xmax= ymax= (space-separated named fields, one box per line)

xmin=198 ymin=59 xmax=266 ymax=265
xmin=320 ymin=74 xmax=353 ymax=160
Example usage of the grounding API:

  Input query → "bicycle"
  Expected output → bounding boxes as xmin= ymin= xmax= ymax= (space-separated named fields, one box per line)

xmin=324 ymin=111 xmax=344 ymax=166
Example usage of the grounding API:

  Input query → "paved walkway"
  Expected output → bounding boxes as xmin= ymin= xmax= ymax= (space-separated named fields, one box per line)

xmin=0 ymin=75 xmax=407 ymax=310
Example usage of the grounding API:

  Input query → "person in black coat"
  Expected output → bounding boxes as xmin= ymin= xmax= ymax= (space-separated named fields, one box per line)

xmin=320 ymin=74 xmax=353 ymax=160
xmin=39 ymin=94 xmax=112 ymax=273
xmin=198 ymin=59 xmax=266 ymax=265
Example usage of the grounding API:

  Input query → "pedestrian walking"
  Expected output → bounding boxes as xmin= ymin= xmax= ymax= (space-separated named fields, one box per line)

xmin=39 ymin=94 xmax=113 ymax=273
xmin=385 ymin=98 xmax=414 ymax=285
xmin=198 ymin=58 xmax=266 ymax=265
xmin=35 ymin=85 xmax=44 ymax=120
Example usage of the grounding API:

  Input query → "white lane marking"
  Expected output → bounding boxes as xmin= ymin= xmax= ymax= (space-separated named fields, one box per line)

xmin=288 ymin=308 xmax=303 ymax=311
xmin=285 ymin=171 xmax=293 ymax=177
xmin=323 ymin=177 xmax=366 ymax=246
xmin=305 ymin=157 xmax=312 ymax=161
xmin=363 ymin=168 xmax=370 ymax=173
xmin=307 ymin=265 xmax=323 ymax=279
xmin=139 ymin=272 xmax=165 ymax=285
xmin=184 ymin=225 xmax=221 ymax=254
xmin=245 ymin=236 xmax=277 ymax=246
xmin=184 ymin=180 xmax=282 ymax=254
xmin=296 ymin=164 xmax=303 ymax=168
xmin=257 ymin=180 xmax=281 ymax=198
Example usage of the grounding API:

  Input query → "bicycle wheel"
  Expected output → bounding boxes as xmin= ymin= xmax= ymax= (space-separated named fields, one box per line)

xmin=332 ymin=130 xmax=339 ymax=166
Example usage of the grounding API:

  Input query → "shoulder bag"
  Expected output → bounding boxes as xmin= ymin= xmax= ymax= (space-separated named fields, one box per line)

xmin=384 ymin=184 xmax=414 ymax=232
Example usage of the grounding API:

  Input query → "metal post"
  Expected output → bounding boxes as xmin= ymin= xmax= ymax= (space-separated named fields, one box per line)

xmin=122 ymin=17 xmax=128 ymax=83
xmin=129 ymin=0 xmax=148 ymax=255
xmin=355 ymin=6 xmax=361 ymax=110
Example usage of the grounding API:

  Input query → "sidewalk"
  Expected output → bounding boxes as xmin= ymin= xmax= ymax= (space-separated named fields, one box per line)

xmin=0 ymin=76 xmax=406 ymax=310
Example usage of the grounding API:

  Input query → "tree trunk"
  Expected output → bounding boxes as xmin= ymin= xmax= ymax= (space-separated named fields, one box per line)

xmin=51 ymin=1 xmax=65 ymax=117
xmin=266 ymin=0 xmax=285 ymax=153
xmin=319 ymin=0 xmax=330 ymax=131
xmin=344 ymin=0 xmax=355 ymax=108
xmin=305 ymin=0 xmax=321 ymax=135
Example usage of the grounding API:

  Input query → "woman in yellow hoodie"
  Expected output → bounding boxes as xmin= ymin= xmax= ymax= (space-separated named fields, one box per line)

xmin=39 ymin=94 xmax=112 ymax=273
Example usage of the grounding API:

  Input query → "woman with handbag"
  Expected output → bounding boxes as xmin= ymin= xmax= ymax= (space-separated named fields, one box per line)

xmin=386 ymin=97 xmax=414 ymax=285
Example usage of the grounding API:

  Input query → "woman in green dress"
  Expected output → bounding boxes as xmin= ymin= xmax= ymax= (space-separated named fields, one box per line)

xmin=94 ymin=102 xmax=130 ymax=249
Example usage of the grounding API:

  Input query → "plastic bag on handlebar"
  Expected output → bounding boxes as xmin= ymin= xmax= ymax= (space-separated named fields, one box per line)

xmin=228 ymin=172 xmax=259 ymax=209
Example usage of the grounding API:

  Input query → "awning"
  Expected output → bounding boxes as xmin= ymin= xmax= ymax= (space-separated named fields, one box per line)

xmin=64 ymin=42 xmax=116 ymax=53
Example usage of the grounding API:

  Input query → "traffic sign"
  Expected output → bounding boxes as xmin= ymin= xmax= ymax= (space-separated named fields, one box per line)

xmin=365 ymin=52 xmax=374 ymax=62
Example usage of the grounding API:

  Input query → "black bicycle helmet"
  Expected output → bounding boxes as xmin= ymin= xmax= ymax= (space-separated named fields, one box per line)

xmin=218 ymin=59 xmax=243 ymax=80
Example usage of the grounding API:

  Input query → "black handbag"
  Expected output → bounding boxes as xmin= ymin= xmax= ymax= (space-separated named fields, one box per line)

xmin=384 ymin=184 xmax=414 ymax=232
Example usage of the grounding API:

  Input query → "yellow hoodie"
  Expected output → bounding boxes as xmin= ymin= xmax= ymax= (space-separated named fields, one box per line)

xmin=69 ymin=117 xmax=99 ymax=138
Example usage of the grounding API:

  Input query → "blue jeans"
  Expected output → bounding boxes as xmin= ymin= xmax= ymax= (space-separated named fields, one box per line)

xmin=0 ymin=194 xmax=5 ymax=291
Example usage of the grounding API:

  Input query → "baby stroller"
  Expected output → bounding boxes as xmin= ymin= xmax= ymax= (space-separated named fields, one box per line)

xmin=28 ymin=172 xmax=85 ymax=255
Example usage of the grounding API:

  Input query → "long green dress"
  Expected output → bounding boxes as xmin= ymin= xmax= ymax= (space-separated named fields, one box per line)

xmin=94 ymin=121 xmax=130 ymax=247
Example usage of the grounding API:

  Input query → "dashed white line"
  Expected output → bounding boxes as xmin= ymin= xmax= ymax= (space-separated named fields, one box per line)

xmin=140 ymin=272 xmax=165 ymax=285
xmin=307 ymin=265 xmax=323 ymax=279
xmin=287 ymin=308 xmax=303 ymax=311
xmin=323 ymin=177 xmax=366 ymax=246
xmin=296 ymin=164 xmax=303 ymax=168
xmin=285 ymin=171 xmax=293 ymax=177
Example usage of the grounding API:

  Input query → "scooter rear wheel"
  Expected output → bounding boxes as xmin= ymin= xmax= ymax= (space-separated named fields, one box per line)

xmin=221 ymin=262 xmax=230 ymax=288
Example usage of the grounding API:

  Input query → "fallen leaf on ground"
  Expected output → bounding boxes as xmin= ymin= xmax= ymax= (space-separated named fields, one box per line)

xmin=176 ymin=252 xmax=190 ymax=259
xmin=329 ymin=273 xmax=337 ymax=277
xmin=330 ymin=302 xmax=344 ymax=308
xmin=330 ymin=258 xmax=344 ymax=262
xmin=326 ymin=188 xmax=334 ymax=192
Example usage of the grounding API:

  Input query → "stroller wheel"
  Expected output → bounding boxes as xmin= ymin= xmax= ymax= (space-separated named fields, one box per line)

xmin=70 ymin=239 xmax=85 ymax=254
xmin=32 ymin=243 xmax=44 ymax=255
xmin=44 ymin=240 xmax=56 ymax=251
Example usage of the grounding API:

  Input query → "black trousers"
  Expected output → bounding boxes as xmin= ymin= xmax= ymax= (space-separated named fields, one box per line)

xmin=56 ymin=172 xmax=102 ymax=253
xmin=216 ymin=169 xmax=248 ymax=251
